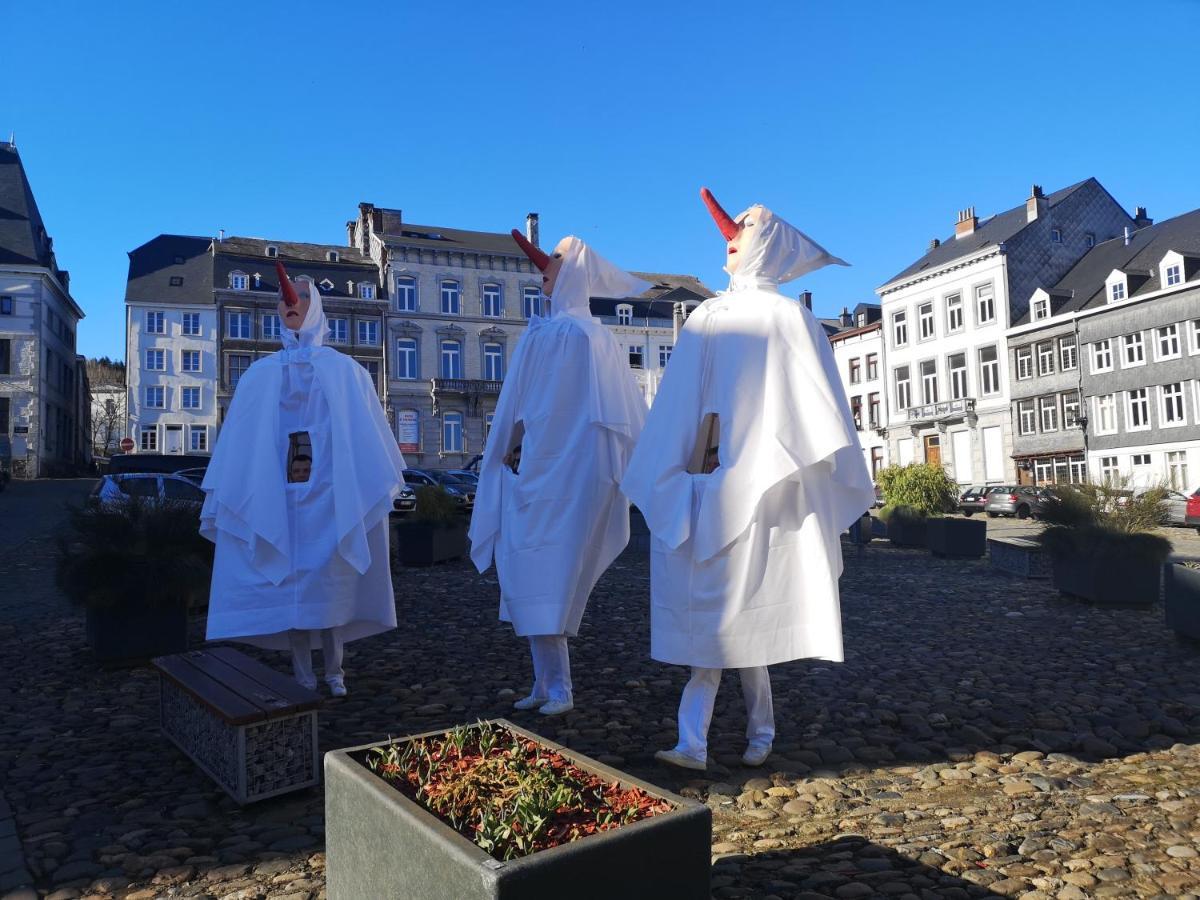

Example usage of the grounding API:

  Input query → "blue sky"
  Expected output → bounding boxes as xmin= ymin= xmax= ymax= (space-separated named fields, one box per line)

xmin=5 ymin=0 xmax=1200 ymax=360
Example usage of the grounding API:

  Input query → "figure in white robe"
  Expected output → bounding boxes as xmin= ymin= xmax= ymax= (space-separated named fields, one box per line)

xmin=201 ymin=268 xmax=405 ymax=695
xmin=622 ymin=189 xmax=873 ymax=769
xmin=469 ymin=231 xmax=648 ymax=716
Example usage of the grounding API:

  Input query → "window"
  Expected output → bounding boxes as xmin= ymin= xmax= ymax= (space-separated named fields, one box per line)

xmin=358 ymin=320 xmax=379 ymax=345
xmin=856 ymin=312 xmax=866 ymax=327
xmin=522 ymin=287 xmax=542 ymax=319
xmin=1166 ymin=264 xmax=1182 ymax=286
xmin=265 ymin=246 xmax=278 ymax=258
xmin=1050 ymin=228 xmax=1063 ymax=243
xmin=1036 ymin=342 xmax=1055 ymax=376
xmin=1018 ymin=400 xmax=1036 ymax=435
xmin=482 ymin=284 xmax=503 ymax=317
xmin=483 ymin=343 xmax=504 ymax=381
xmin=440 ymin=340 xmax=462 ymax=379
xmin=182 ymin=386 xmax=201 ymax=410
xmin=327 ymin=318 xmax=348 ymax=343
xmin=979 ymin=346 xmax=1000 ymax=395
xmin=975 ymin=284 xmax=995 ymax=324
xmin=946 ymin=293 xmax=963 ymax=332
xmin=871 ymin=446 xmax=884 ymax=476
xmin=1156 ymin=324 xmax=1180 ymax=360
xmin=146 ymin=349 xmax=165 ymax=371
xmin=849 ymin=358 xmax=861 ymax=384
xmin=228 ymin=353 xmax=251 ymax=388
xmin=918 ymin=302 xmax=935 ymax=340
xmin=231 ymin=272 xmax=249 ymax=291
xmin=892 ymin=310 xmax=908 ymax=347
xmin=1192 ymin=319 xmax=1200 ymax=355
xmin=866 ymin=353 xmax=878 ymax=380
xmin=263 ymin=313 xmax=280 ymax=340
xmin=182 ymin=312 xmax=201 ymax=335
xmin=440 ymin=281 xmax=461 ymax=315
xmin=0 ymin=296 xmax=12 ymax=315
xmin=1121 ymin=332 xmax=1145 ymax=367
xmin=0 ymin=339 xmax=8 ymax=375
xmin=1132 ymin=453 xmax=1151 ymax=469
xmin=850 ymin=396 xmax=862 ymax=430
xmin=140 ymin=425 xmax=158 ymax=452
xmin=1059 ymin=336 xmax=1078 ymax=370
xmin=1092 ymin=339 xmax=1113 ymax=372
xmin=1126 ymin=388 xmax=1150 ymax=430
xmin=1033 ymin=298 xmax=1049 ymax=320
xmin=189 ymin=426 xmax=207 ymax=452
xmin=168 ymin=276 xmax=183 ymax=287
xmin=659 ymin=345 xmax=673 ymax=368
xmin=396 ymin=338 xmax=418 ymax=379
xmin=1167 ymin=451 xmax=1189 ymax=491
xmin=145 ymin=311 xmax=165 ymax=334
xmin=948 ymin=353 xmax=968 ymax=400
xmin=181 ymin=350 xmax=201 ymax=373
xmin=396 ymin=276 xmax=417 ymax=311
xmin=1161 ymin=383 xmax=1186 ymax=426
xmin=920 ymin=360 xmax=938 ymax=404
xmin=1062 ymin=392 xmax=1080 ymax=428
xmin=868 ymin=393 xmax=880 ymax=428
xmin=1100 ymin=456 xmax=1119 ymax=484
xmin=327 ymin=250 xmax=339 ymax=262
xmin=443 ymin=412 xmax=464 ymax=453
xmin=227 ymin=312 xmax=251 ymax=339
xmin=358 ymin=283 xmax=375 ymax=300
xmin=628 ymin=345 xmax=644 ymax=369
xmin=1015 ymin=346 xmax=1033 ymax=379
xmin=145 ymin=386 xmax=165 ymax=408
xmin=617 ymin=304 xmax=633 ymax=326
xmin=1039 ymin=396 xmax=1058 ymax=432
xmin=1094 ymin=394 xmax=1117 ymax=435
xmin=1110 ymin=281 xmax=1125 ymax=302
xmin=895 ymin=366 xmax=911 ymax=410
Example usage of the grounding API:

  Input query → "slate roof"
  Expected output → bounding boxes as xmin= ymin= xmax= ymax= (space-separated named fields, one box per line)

xmin=881 ymin=179 xmax=1096 ymax=288
xmin=591 ymin=272 xmax=715 ymax=320
xmin=125 ymin=234 xmax=215 ymax=306
xmin=215 ymin=236 xmax=378 ymax=300
xmin=376 ymin=220 xmax=527 ymax=255
xmin=1012 ymin=207 xmax=1200 ymax=325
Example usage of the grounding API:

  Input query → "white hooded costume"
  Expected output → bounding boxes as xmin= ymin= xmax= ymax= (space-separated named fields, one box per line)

xmin=201 ymin=276 xmax=404 ymax=689
xmin=469 ymin=235 xmax=648 ymax=711
xmin=622 ymin=191 xmax=873 ymax=765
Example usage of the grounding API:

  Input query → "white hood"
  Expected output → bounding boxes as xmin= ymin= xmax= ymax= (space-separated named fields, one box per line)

xmin=727 ymin=204 xmax=848 ymax=291
xmin=280 ymin=279 xmax=328 ymax=350
xmin=549 ymin=236 xmax=651 ymax=316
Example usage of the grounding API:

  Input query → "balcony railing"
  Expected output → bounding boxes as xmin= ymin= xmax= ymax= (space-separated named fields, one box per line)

xmin=906 ymin=397 xmax=976 ymax=424
xmin=431 ymin=378 xmax=503 ymax=395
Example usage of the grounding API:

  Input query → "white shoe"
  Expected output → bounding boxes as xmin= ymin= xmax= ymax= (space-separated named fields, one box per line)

xmin=296 ymin=677 xmax=318 ymax=692
xmin=512 ymin=694 xmax=548 ymax=711
xmin=741 ymin=743 xmax=772 ymax=766
xmin=326 ymin=677 xmax=347 ymax=698
xmin=655 ymin=749 xmax=707 ymax=771
xmin=537 ymin=698 xmax=574 ymax=716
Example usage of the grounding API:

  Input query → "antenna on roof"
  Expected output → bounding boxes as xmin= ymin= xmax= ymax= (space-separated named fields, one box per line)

xmin=7 ymin=131 xmax=13 ymax=147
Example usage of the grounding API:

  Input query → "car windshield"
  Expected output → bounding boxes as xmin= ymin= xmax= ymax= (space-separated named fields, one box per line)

xmin=437 ymin=473 xmax=473 ymax=486
xmin=119 ymin=477 xmax=158 ymax=498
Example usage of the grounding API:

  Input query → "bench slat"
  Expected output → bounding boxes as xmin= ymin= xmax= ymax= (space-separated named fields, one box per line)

xmin=197 ymin=647 xmax=320 ymax=714
xmin=206 ymin=645 xmax=321 ymax=709
xmin=153 ymin=653 xmax=266 ymax=725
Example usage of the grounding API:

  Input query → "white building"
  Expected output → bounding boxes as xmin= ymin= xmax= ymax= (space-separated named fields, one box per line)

xmin=0 ymin=142 xmax=87 ymax=477
xmin=876 ymin=180 xmax=1132 ymax=486
xmin=827 ymin=301 xmax=888 ymax=480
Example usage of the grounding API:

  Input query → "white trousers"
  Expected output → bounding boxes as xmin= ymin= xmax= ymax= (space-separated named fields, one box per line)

xmin=289 ymin=628 xmax=344 ymax=684
xmin=675 ymin=666 xmax=774 ymax=760
xmin=528 ymin=635 xmax=572 ymax=703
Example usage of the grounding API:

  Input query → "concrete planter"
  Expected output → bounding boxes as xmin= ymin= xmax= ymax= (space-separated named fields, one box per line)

xmin=85 ymin=600 xmax=188 ymax=666
xmin=988 ymin=537 xmax=1052 ymax=579
xmin=325 ymin=720 xmax=711 ymax=900
xmin=393 ymin=520 xmax=469 ymax=566
xmin=926 ymin=518 xmax=986 ymax=558
xmin=1052 ymin=554 xmax=1161 ymax=608
xmin=886 ymin=516 xmax=927 ymax=549
xmin=1165 ymin=562 xmax=1200 ymax=640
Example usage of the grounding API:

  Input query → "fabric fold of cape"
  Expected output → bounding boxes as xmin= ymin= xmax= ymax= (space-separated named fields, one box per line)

xmin=469 ymin=237 xmax=649 ymax=637
xmin=200 ymin=280 xmax=405 ymax=649
xmin=621 ymin=202 xmax=873 ymax=669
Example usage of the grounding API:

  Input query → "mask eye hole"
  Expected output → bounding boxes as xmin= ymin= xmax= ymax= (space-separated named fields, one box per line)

xmin=554 ymin=253 xmax=562 ymax=259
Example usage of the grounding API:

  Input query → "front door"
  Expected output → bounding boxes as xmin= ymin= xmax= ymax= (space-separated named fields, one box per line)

xmin=164 ymin=424 xmax=183 ymax=454
xmin=924 ymin=434 xmax=941 ymax=467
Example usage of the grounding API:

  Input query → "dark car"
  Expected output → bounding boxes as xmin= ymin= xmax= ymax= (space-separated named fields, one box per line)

xmin=958 ymin=485 xmax=994 ymax=517
xmin=402 ymin=468 xmax=475 ymax=509
xmin=107 ymin=453 xmax=212 ymax=477
xmin=391 ymin=484 xmax=417 ymax=516
xmin=984 ymin=485 xmax=1056 ymax=520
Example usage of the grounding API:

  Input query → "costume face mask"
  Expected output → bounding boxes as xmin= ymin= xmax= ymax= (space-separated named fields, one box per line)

xmin=278 ymin=280 xmax=312 ymax=332
xmin=541 ymin=238 xmax=570 ymax=300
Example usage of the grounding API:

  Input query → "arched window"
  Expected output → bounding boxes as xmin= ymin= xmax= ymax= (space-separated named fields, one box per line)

xmin=483 ymin=343 xmax=504 ymax=381
xmin=358 ymin=282 xmax=375 ymax=300
xmin=327 ymin=250 xmax=340 ymax=262
xmin=396 ymin=338 xmax=418 ymax=379
xmin=396 ymin=276 xmax=417 ymax=311
xmin=441 ymin=281 xmax=461 ymax=315
xmin=265 ymin=246 xmax=278 ymax=258
xmin=616 ymin=303 xmax=633 ymax=325
xmin=230 ymin=271 xmax=248 ymax=291
xmin=482 ymin=283 xmax=503 ymax=317
xmin=440 ymin=340 xmax=462 ymax=379
xmin=522 ymin=287 xmax=542 ymax=319
xmin=443 ymin=412 xmax=464 ymax=453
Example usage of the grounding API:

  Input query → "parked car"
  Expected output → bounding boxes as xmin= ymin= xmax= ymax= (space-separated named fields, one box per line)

xmin=446 ymin=469 xmax=479 ymax=486
xmin=392 ymin=484 xmax=417 ymax=516
xmin=174 ymin=467 xmax=208 ymax=485
xmin=402 ymin=468 xmax=475 ymax=510
xmin=107 ymin=453 xmax=212 ymax=477
xmin=89 ymin=473 xmax=205 ymax=510
xmin=984 ymin=485 xmax=1056 ymax=520
xmin=958 ymin=485 xmax=994 ymax=516
xmin=1188 ymin=487 xmax=1200 ymax=532
xmin=1119 ymin=487 xmax=1194 ymax=527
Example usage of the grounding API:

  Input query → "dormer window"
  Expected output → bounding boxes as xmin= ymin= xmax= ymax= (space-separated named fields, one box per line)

xmin=616 ymin=304 xmax=633 ymax=325
xmin=230 ymin=271 xmax=248 ymax=291
xmin=1033 ymin=297 xmax=1049 ymax=320
xmin=319 ymin=278 xmax=334 ymax=292
xmin=328 ymin=250 xmax=340 ymax=262
xmin=1166 ymin=264 xmax=1181 ymax=286
xmin=1050 ymin=228 xmax=1063 ymax=243
xmin=1111 ymin=281 xmax=1125 ymax=302
xmin=856 ymin=312 xmax=866 ymax=327
xmin=358 ymin=283 xmax=375 ymax=300
xmin=265 ymin=246 xmax=278 ymax=258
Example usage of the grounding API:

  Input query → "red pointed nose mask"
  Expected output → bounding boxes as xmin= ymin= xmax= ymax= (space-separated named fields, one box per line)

xmin=275 ymin=261 xmax=300 ymax=307
xmin=511 ymin=229 xmax=551 ymax=272
xmin=701 ymin=187 xmax=740 ymax=241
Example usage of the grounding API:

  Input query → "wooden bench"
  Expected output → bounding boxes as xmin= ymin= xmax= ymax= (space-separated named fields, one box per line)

xmin=152 ymin=647 xmax=322 ymax=804
xmin=988 ymin=536 xmax=1051 ymax=579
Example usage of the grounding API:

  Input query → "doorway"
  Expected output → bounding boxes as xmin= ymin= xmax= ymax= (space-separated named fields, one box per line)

xmin=164 ymin=424 xmax=183 ymax=454
xmin=923 ymin=434 xmax=941 ymax=467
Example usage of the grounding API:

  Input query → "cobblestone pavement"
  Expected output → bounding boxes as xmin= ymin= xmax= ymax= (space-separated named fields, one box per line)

xmin=1 ymin=496 xmax=1200 ymax=898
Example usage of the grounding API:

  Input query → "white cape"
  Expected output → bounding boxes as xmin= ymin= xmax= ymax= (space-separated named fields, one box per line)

xmin=469 ymin=237 xmax=649 ymax=636
xmin=621 ymin=204 xmax=872 ymax=668
xmin=200 ymin=281 xmax=405 ymax=650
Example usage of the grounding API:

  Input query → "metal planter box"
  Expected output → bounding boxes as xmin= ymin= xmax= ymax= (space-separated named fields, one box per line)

xmin=393 ymin=521 xmax=469 ymax=566
xmin=988 ymin=537 xmax=1052 ymax=579
xmin=886 ymin=516 xmax=927 ymax=548
xmin=926 ymin=517 xmax=986 ymax=558
xmin=325 ymin=719 xmax=711 ymax=900
xmin=1166 ymin=562 xmax=1200 ymax=640
xmin=1052 ymin=554 xmax=1161 ymax=608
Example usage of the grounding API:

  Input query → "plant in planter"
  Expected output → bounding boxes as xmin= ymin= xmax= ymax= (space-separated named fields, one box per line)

xmin=876 ymin=463 xmax=960 ymax=550
xmin=325 ymin=719 xmax=711 ymax=900
xmin=1166 ymin=560 xmax=1200 ymax=641
xmin=1037 ymin=480 xmax=1172 ymax=608
xmin=393 ymin=485 xmax=469 ymax=567
xmin=57 ymin=498 xmax=212 ymax=664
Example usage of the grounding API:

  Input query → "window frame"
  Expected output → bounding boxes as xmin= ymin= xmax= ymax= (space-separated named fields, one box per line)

xmin=1015 ymin=346 xmax=1033 ymax=380
xmin=1062 ymin=392 xmax=1081 ymax=428
xmin=481 ymin=283 xmax=503 ymax=318
xmin=139 ymin=425 xmax=158 ymax=452
xmin=1160 ymin=382 xmax=1187 ymax=427
xmin=182 ymin=312 xmax=201 ymax=336
xmin=1155 ymin=324 xmax=1181 ymax=361
xmin=395 ymin=276 xmax=418 ymax=312
xmin=947 ymin=352 xmax=968 ymax=400
xmin=181 ymin=349 xmax=201 ymax=373
xmin=975 ymin=283 xmax=996 ymax=325
xmin=357 ymin=319 xmax=379 ymax=345
xmin=945 ymin=293 xmax=964 ymax=333
xmin=226 ymin=311 xmax=252 ymax=340
xmin=522 ymin=286 xmax=542 ymax=319
xmin=865 ymin=353 xmax=878 ymax=381
xmin=1039 ymin=396 xmax=1059 ymax=433
xmin=1125 ymin=387 xmax=1151 ymax=432
xmin=848 ymin=358 xmax=862 ymax=385
xmin=919 ymin=359 xmax=938 ymax=405
xmin=978 ymin=345 xmax=1000 ymax=396
xmin=1059 ymin=336 xmax=1078 ymax=371
xmin=145 ymin=310 xmax=165 ymax=334
xmin=1120 ymin=332 xmax=1146 ymax=368
xmin=1036 ymin=341 xmax=1055 ymax=376
xmin=439 ymin=340 xmax=463 ymax=379
xmin=440 ymin=280 xmax=461 ymax=315
xmin=145 ymin=348 xmax=166 ymax=371
xmin=616 ymin=304 xmax=633 ymax=326
xmin=1017 ymin=399 xmax=1036 ymax=435
xmin=1091 ymin=338 xmax=1113 ymax=373
xmin=144 ymin=385 xmax=165 ymax=409
xmin=181 ymin=385 xmax=201 ymax=410
xmin=189 ymin=425 xmax=208 ymax=452
xmin=227 ymin=353 xmax=252 ymax=389
xmin=483 ymin=342 xmax=504 ymax=381
xmin=891 ymin=310 xmax=908 ymax=347
xmin=396 ymin=337 xmax=418 ymax=380
xmin=327 ymin=318 xmax=348 ymax=344
xmin=917 ymin=301 xmax=935 ymax=341
xmin=262 ymin=313 xmax=281 ymax=340
xmin=1166 ymin=264 xmax=1182 ymax=286
xmin=442 ymin=412 xmax=464 ymax=453
xmin=894 ymin=365 xmax=911 ymax=411
xmin=1093 ymin=394 xmax=1118 ymax=435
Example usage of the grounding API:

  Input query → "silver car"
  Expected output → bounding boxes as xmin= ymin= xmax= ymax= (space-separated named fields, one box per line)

xmin=984 ymin=485 xmax=1055 ymax=520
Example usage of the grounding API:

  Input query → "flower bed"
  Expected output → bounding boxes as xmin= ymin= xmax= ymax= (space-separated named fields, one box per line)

xmin=364 ymin=721 xmax=671 ymax=861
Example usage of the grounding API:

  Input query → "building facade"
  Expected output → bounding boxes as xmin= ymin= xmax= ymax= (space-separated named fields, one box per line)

xmin=828 ymin=302 xmax=888 ymax=480
xmin=0 ymin=142 xmax=87 ymax=478
xmin=876 ymin=180 xmax=1132 ymax=486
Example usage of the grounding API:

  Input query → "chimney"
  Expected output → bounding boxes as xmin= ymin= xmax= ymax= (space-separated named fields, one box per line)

xmin=955 ymin=207 xmax=977 ymax=239
xmin=357 ymin=202 xmax=374 ymax=254
xmin=799 ymin=290 xmax=813 ymax=311
xmin=218 ymin=229 xmax=224 ymax=242
xmin=928 ymin=238 xmax=941 ymax=252
xmin=839 ymin=306 xmax=852 ymax=327
xmin=1026 ymin=184 xmax=1047 ymax=222
xmin=1134 ymin=206 xmax=1152 ymax=228
xmin=525 ymin=212 xmax=540 ymax=247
